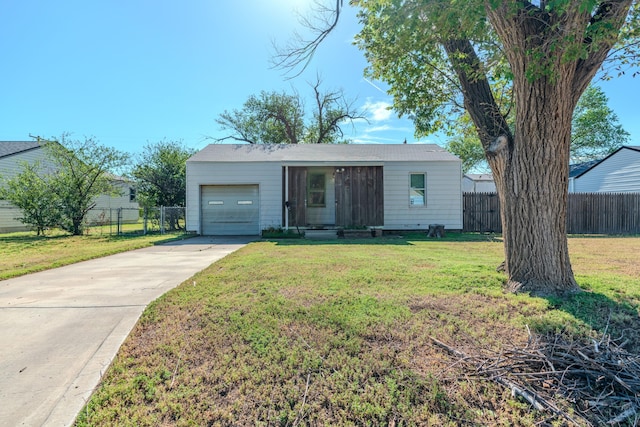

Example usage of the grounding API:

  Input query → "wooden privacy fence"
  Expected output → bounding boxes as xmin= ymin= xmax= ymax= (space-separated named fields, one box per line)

xmin=463 ymin=192 xmax=640 ymax=235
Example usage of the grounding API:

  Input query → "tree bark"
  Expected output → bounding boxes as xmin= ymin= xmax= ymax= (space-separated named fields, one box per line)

xmin=498 ymin=76 xmax=579 ymax=295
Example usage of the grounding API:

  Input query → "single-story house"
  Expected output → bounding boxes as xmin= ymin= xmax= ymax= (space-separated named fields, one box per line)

xmin=570 ymin=146 xmax=640 ymax=193
xmin=0 ymin=141 xmax=139 ymax=233
xmin=462 ymin=173 xmax=496 ymax=193
xmin=186 ymin=144 xmax=462 ymax=236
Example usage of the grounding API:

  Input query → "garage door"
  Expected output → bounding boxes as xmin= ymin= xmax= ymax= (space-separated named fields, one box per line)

xmin=201 ymin=185 xmax=259 ymax=235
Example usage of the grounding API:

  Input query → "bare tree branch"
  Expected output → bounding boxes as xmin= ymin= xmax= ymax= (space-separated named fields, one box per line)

xmin=271 ymin=0 xmax=345 ymax=78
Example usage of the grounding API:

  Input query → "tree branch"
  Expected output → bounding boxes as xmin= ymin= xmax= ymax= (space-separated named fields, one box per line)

xmin=573 ymin=0 xmax=635 ymax=98
xmin=442 ymin=39 xmax=512 ymax=151
xmin=272 ymin=0 xmax=345 ymax=78
xmin=211 ymin=135 xmax=258 ymax=144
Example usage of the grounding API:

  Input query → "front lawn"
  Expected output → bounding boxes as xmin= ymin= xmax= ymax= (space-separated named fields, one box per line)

xmin=75 ymin=236 xmax=640 ymax=426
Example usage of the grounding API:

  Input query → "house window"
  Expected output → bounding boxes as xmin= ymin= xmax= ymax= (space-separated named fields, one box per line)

xmin=129 ymin=188 xmax=137 ymax=203
xmin=307 ymin=173 xmax=326 ymax=207
xmin=410 ymin=173 xmax=426 ymax=206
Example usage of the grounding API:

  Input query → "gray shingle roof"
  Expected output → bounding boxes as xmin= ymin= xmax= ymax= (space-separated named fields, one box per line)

xmin=188 ymin=144 xmax=460 ymax=163
xmin=569 ymin=160 xmax=600 ymax=178
xmin=464 ymin=174 xmax=494 ymax=181
xmin=0 ymin=141 xmax=42 ymax=159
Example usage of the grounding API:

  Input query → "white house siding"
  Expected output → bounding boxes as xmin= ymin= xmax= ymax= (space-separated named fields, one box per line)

xmin=383 ymin=161 xmax=462 ymax=230
xmin=0 ymin=201 xmax=24 ymax=233
xmin=462 ymin=175 xmax=496 ymax=193
xmin=574 ymin=148 xmax=640 ymax=193
xmin=186 ymin=161 xmax=283 ymax=234
xmin=0 ymin=148 xmax=51 ymax=232
xmin=88 ymin=180 xmax=139 ymax=224
xmin=0 ymin=147 xmax=50 ymax=181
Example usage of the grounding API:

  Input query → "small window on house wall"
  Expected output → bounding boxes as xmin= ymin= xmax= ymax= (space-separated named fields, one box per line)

xmin=410 ymin=173 xmax=426 ymax=207
xmin=129 ymin=188 xmax=137 ymax=203
xmin=308 ymin=173 xmax=326 ymax=207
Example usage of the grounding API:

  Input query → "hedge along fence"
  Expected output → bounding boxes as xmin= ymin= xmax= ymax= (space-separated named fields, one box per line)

xmin=463 ymin=192 xmax=640 ymax=235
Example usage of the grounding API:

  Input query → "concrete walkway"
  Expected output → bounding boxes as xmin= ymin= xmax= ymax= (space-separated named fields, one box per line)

xmin=0 ymin=236 xmax=253 ymax=427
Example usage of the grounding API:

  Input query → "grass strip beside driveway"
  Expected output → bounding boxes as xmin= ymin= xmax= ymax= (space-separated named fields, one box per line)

xmin=0 ymin=231 xmax=191 ymax=280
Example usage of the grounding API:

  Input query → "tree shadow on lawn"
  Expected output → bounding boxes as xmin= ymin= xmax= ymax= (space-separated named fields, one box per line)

xmin=537 ymin=289 xmax=640 ymax=353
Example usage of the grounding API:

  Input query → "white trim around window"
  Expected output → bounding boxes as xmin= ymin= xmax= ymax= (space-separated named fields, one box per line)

xmin=409 ymin=172 xmax=426 ymax=207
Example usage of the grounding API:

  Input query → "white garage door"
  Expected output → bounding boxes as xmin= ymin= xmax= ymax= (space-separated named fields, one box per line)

xmin=201 ymin=185 xmax=260 ymax=235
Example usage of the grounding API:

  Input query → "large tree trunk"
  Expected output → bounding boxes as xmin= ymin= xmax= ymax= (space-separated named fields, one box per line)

xmin=443 ymin=38 xmax=581 ymax=296
xmin=491 ymin=76 xmax=579 ymax=295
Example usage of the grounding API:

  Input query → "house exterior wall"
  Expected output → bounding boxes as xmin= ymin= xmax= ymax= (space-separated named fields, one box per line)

xmin=462 ymin=176 xmax=475 ymax=193
xmin=0 ymin=148 xmax=51 ymax=232
xmin=573 ymin=148 xmax=640 ymax=193
xmin=88 ymin=180 xmax=139 ymax=224
xmin=187 ymin=159 xmax=463 ymax=234
xmin=186 ymin=161 xmax=283 ymax=234
xmin=0 ymin=201 xmax=24 ymax=233
xmin=462 ymin=176 xmax=497 ymax=193
xmin=0 ymin=147 xmax=51 ymax=182
xmin=383 ymin=161 xmax=462 ymax=230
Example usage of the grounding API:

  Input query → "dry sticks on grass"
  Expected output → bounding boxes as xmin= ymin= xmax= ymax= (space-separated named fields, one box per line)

xmin=431 ymin=331 xmax=640 ymax=426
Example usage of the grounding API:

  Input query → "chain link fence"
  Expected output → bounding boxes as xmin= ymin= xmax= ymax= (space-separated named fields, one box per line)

xmin=84 ymin=206 xmax=187 ymax=236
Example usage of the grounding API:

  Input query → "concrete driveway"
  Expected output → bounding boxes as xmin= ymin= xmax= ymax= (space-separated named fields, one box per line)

xmin=0 ymin=236 xmax=253 ymax=427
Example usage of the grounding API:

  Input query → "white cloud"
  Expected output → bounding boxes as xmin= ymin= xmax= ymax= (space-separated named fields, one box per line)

xmin=367 ymin=125 xmax=391 ymax=132
xmin=362 ymin=100 xmax=393 ymax=122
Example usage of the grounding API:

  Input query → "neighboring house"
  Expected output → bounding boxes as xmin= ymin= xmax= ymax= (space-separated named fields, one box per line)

xmin=570 ymin=146 xmax=640 ymax=193
xmin=568 ymin=159 xmax=600 ymax=192
xmin=186 ymin=144 xmax=462 ymax=236
xmin=0 ymin=141 xmax=138 ymax=233
xmin=462 ymin=174 xmax=496 ymax=193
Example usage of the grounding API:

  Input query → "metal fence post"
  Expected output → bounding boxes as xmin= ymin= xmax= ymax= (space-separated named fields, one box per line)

xmin=160 ymin=206 xmax=165 ymax=235
xmin=117 ymin=208 xmax=123 ymax=235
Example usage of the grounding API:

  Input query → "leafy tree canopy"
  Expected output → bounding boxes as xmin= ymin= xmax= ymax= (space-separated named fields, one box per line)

xmin=215 ymin=78 xmax=365 ymax=144
xmin=131 ymin=140 xmax=196 ymax=208
xmin=49 ymin=134 xmax=130 ymax=235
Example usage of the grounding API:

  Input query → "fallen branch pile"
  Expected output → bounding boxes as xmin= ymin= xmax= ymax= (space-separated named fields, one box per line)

xmin=431 ymin=331 xmax=640 ymax=426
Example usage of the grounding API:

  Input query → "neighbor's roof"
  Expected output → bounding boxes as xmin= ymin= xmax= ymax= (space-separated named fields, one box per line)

xmin=573 ymin=145 xmax=640 ymax=179
xmin=464 ymin=174 xmax=494 ymax=181
xmin=569 ymin=160 xmax=600 ymax=178
xmin=0 ymin=141 xmax=42 ymax=159
xmin=188 ymin=144 xmax=460 ymax=163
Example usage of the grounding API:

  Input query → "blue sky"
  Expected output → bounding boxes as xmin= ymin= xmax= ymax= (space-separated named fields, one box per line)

xmin=1 ymin=1 xmax=638 ymax=156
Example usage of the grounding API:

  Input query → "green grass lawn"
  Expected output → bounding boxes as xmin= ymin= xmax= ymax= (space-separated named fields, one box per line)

xmin=0 ymin=229 xmax=191 ymax=280
xmin=72 ymin=235 xmax=640 ymax=426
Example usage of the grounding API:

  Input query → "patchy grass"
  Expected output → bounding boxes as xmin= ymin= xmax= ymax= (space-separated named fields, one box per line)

xmin=0 ymin=230 xmax=191 ymax=280
xmin=75 ymin=236 xmax=640 ymax=426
